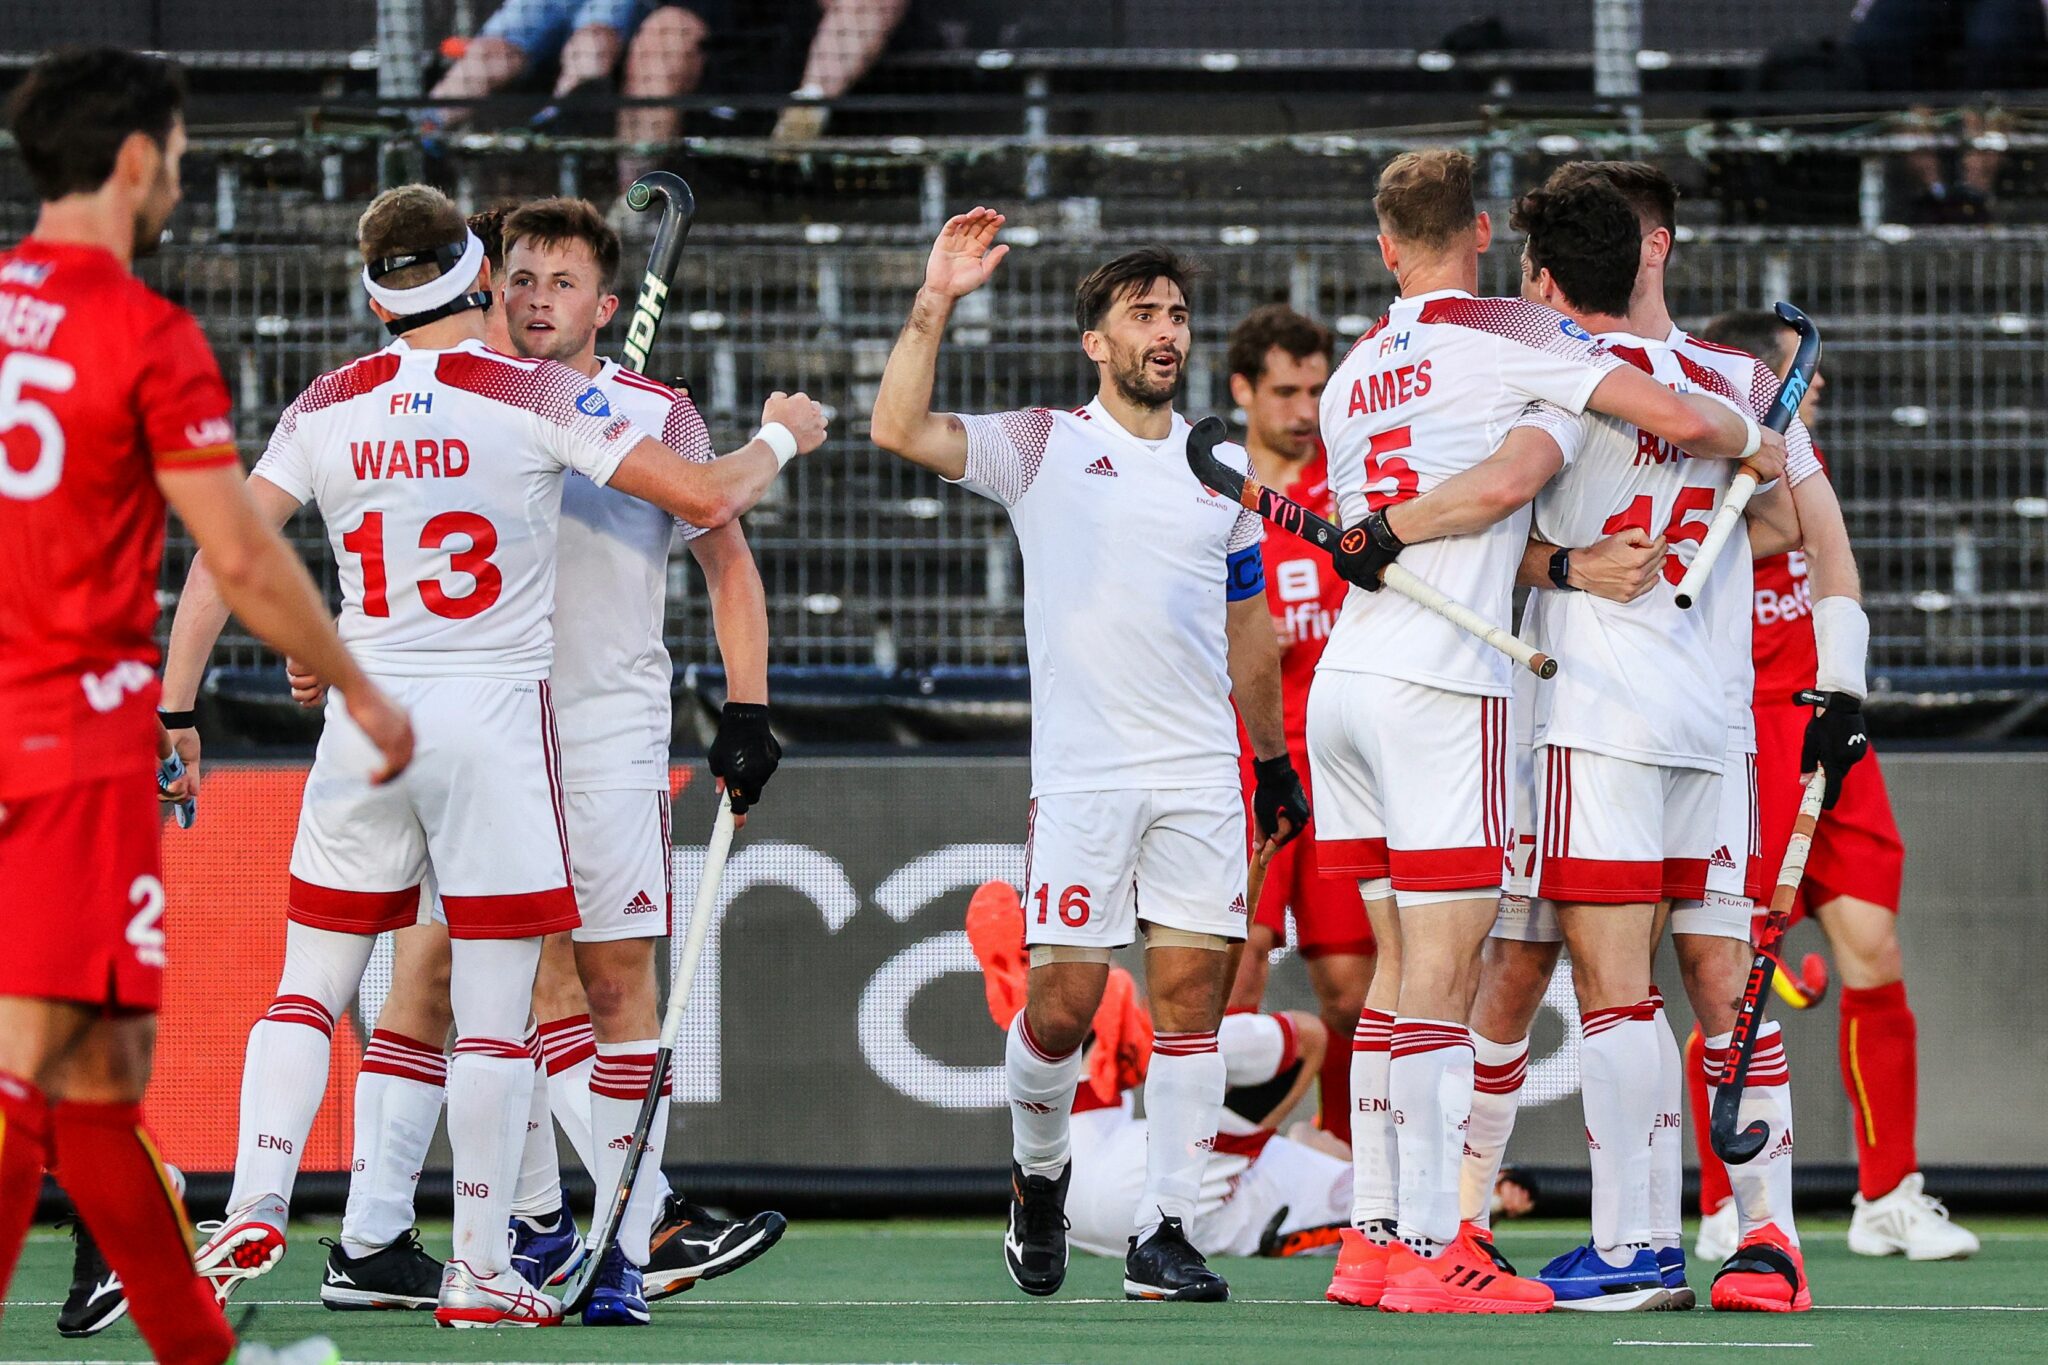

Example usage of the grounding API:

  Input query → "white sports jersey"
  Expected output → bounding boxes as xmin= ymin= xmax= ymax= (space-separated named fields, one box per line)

xmin=949 ymin=399 xmax=1261 ymax=796
xmin=1318 ymin=289 xmax=1624 ymax=697
xmin=253 ymin=338 xmax=646 ymax=679
xmin=1518 ymin=333 xmax=1725 ymax=771
xmin=1663 ymin=326 xmax=1825 ymax=754
xmin=551 ymin=360 xmax=713 ymax=792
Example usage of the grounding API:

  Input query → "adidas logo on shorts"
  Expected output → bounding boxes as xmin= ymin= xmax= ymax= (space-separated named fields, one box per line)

xmin=623 ymin=890 xmax=658 ymax=915
xmin=1084 ymin=454 xmax=1118 ymax=477
xmin=1710 ymin=845 xmax=1737 ymax=870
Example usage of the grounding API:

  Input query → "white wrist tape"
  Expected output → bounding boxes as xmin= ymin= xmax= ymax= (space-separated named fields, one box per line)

xmin=754 ymin=422 xmax=799 ymax=468
xmin=1811 ymin=595 xmax=1870 ymax=700
xmin=1737 ymin=410 xmax=1763 ymax=461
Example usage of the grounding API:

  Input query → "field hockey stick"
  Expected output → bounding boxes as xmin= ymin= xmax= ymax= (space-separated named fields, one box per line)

xmin=561 ymin=792 xmax=735 ymax=1313
xmin=1185 ymin=416 xmax=1558 ymax=679
xmin=1673 ymin=302 xmax=1821 ymax=610
xmin=157 ymin=750 xmax=195 ymax=828
xmin=1708 ymin=767 xmax=1827 ymax=1164
xmin=618 ymin=172 xmax=698 ymax=375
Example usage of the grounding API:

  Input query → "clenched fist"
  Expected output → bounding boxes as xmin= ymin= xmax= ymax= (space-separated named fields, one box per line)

xmin=761 ymin=391 xmax=829 ymax=455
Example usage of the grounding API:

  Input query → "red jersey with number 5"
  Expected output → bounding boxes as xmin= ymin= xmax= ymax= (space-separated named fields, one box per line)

xmin=1318 ymin=289 xmax=1623 ymax=698
xmin=249 ymin=338 xmax=649 ymax=679
xmin=0 ymin=239 xmax=239 ymax=800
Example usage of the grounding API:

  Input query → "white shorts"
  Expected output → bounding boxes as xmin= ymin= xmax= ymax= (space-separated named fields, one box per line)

xmin=567 ymin=788 xmax=673 ymax=942
xmin=1021 ymin=787 xmax=1246 ymax=949
xmin=288 ymin=676 xmax=578 ymax=940
xmin=1531 ymin=746 xmax=1719 ymax=905
xmin=1671 ymin=743 xmax=1762 ymax=941
xmin=1307 ymin=671 xmax=1509 ymax=906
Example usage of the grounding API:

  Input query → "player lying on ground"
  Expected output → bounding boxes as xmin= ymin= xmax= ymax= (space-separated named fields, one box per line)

xmin=156 ymin=182 xmax=823 ymax=1327
xmin=1219 ymin=305 xmax=1376 ymax=1145
xmin=1460 ymin=159 xmax=1860 ymax=1317
xmin=0 ymin=47 xmax=413 ymax=1365
xmin=1309 ymin=148 xmax=1781 ymax=1318
xmin=873 ymin=211 xmax=1312 ymax=1303
xmin=1684 ymin=309 xmax=1976 ymax=1265
xmin=967 ymin=883 xmax=1353 ymax=1260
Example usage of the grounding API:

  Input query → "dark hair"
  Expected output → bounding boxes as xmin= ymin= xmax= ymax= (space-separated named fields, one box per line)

xmin=503 ymin=197 xmax=622 ymax=293
xmin=1565 ymin=160 xmax=1680 ymax=235
xmin=1511 ymin=176 xmax=1641 ymax=318
xmin=1227 ymin=304 xmax=1333 ymax=384
xmin=5 ymin=48 xmax=186 ymax=201
xmin=1074 ymin=246 xmax=1198 ymax=334
xmin=467 ymin=201 xmax=522 ymax=272
xmin=1700 ymin=310 xmax=1792 ymax=368
xmin=1373 ymin=148 xmax=1477 ymax=249
xmin=357 ymin=184 xmax=469 ymax=288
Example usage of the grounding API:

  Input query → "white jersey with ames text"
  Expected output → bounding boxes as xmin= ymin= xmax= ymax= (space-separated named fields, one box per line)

xmin=1317 ymin=290 xmax=1624 ymax=697
xmin=949 ymin=399 xmax=1262 ymax=797
xmin=1664 ymin=326 xmax=1825 ymax=754
xmin=253 ymin=338 xmax=647 ymax=679
xmin=551 ymin=359 xmax=714 ymax=792
xmin=1518 ymin=334 xmax=1726 ymax=771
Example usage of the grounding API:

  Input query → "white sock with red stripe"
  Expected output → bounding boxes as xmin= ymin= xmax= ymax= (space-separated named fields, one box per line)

xmin=448 ymin=936 xmax=544 ymax=1276
xmin=1390 ymin=1018 xmax=1473 ymax=1255
xmin=1459 ymin=1032 xmax=1528 ymax=1231
xmin=537 ymin=1013 xmax=599 ymax=1177
xmin=1349 ymin=1008 xmax=1397 ymax=1237
xmin=510 ymin=1024 xmax=563 ymax=1220
xmin=340 ymin=1029 xmax=446 ymax=1256
xmin=1649 ymin=991 xmax=1685 ymax=1253
xmin=590 ymin=1039 xmax=672 ymax=1265
xmin=1006 ymin=1014 xmax=1082 ymax=1179
xmin=1581 ymin=1000 xmax=1658 ymax=1261
xmin=226 ymin=923 xmax=374 ymax=1221
xmin=1136 ymin=1030 xmax=1225 ymax=1244
xmin=1702 ymin=1023 xmax=1799 ymax=1247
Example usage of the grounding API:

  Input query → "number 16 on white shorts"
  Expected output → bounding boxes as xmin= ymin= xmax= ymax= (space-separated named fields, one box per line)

xmin=1021 ymin=788 xmax=1248 ymax=949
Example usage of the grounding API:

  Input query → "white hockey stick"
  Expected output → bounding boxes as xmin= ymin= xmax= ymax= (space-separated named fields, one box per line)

xmin=559 ymin=792 xmax=735 ymax=1313
xmin=1381 ymin=561 xmax=1556 ymax=679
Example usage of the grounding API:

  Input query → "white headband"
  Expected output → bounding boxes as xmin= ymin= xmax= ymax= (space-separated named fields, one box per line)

xmin=361 ymin=230 xmax=486 ymax=315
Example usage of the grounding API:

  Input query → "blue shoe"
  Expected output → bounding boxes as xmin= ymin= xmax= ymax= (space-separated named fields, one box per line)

xmin=1536 ymin=1242 xmax=1671 ymax=1312
xmin=508 ymin=1206 xmax=585 ymax=1290
xmin=1655 ymin=1246 xmax=1696 ymax=1310
xmin=581 ymin=1246 xmax=650 ymax=1326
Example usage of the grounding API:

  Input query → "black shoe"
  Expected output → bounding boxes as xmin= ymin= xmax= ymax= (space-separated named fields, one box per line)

xmin=642 ymin=1197 xmax=788 ymax=1302
xmin=318 ymin=1228 xmax=443 ymax=1310
xmin=1124 ymin=1215 xmax=1228 ymax=1302
xmin=1004 ymin=1161 xmax=1070 ymax=1297
xmin=56 ymin=1218 xmax=128 ymax=1338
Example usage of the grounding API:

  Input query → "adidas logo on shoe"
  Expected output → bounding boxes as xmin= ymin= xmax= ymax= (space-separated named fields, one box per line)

xmin=623 ymin=890 xmax=657 ymax=915
xmin=1084 ymin=455 xmax=1118 ymax=477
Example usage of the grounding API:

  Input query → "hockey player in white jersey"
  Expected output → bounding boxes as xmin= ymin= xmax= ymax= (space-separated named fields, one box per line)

xmin=159 ymin=184 xmax=824 ymax=1328
xmin=871 ymin=210 xmax=1311 ymax=1303
xmin=1309 ymin=149 xmax=1785 ymax=1317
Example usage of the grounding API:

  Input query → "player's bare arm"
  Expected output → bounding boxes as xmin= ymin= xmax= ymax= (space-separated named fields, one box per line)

xmin=1382 ymin=426 xmax=1566 ymax=545
xmin=689 ymin=519 xmax=774 ymax=826
xmin=869 ymin=207 xmax=1011 ymax=477
xmin=1745 ymin=478 xmax=1803 ymax=559
xmin=1587 ymin=366 xmax=1787 ymax=475
xmin=1787 ymin=467 xmax=1862 ymax=604
xmin=607 ymin=391 xmax=826 ymax=528
xmin=1227 ymin=594 xmax=1309 ymax=849
xmin=1515 ymin=529 xmax=1665 ymax=601
xmin=159 ymin=466 xmax=414 ymax=787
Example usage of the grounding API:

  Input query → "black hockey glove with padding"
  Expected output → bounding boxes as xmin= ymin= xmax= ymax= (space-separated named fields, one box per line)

xmin=1252 ymin=755 xmax=1311 ymax=849
xmin=708 ymin=702 xmax=781 ymax=814
xmin=1796 ymin=689 xmax=1867 ymax=810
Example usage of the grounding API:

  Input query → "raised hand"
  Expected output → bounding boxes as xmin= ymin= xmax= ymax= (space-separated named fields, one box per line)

xmin=761 ymin=391 xmax=829 ymax=454
xmin=923 ymin=206 xmax=1009 ymax=300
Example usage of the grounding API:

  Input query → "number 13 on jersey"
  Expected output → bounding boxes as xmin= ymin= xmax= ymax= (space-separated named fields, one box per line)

xmin=342 ymin=509 xmax=504 ymax=619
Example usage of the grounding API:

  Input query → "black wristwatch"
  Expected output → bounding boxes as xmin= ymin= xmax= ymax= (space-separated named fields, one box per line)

xmin=1547 ymin=547 xmax=1578 ymax=592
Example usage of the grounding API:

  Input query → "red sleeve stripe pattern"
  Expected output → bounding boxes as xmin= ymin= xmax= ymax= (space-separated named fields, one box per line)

xmin=271 ymin=353 xmax=405 ymax=441
xmin=1352 ymin=1007 xmax=1395 ymax=1052
xmin=362 ymin=1029 xmax=449 ymax=1085
xmin=960 ymin=409 xmax=1056 ymax=504
xmin=660 ymin=394 xmax=715 ymax=462
xmin=591 ymin=1050 xmax=673 ymax=1101
xmin=152 ymin=442 xmax=239 ymax=470
xmin=536 ymin=1014 xmax=597 ymax=1076
xmin=1152 ymin=1029 xmax=1220 ymax=1058
xmin=263 ymin=994 xmax=335 ymax=1036
xmin=437 ymin=351 xmax=617 ymax=431
xmin=1417 ymin=296 xmax=1623 ymax=369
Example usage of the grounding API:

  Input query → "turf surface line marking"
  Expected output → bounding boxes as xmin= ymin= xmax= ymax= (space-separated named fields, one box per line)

xmin=1613 ymin=1343 xmax=1814 ymax=1349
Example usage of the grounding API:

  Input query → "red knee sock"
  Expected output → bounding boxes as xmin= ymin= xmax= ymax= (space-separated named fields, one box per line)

xmin=1683 ymin=1025 xmax=1733 ymax=1216
xmin=50 ymin=1101 xmax=234 ymax=1365
xmin=1319 ymin=1014 xmax=1355 ymax=1145
xmin=1839 ymin=981 xmax=1919 ymax=1201
xmin=0 ymin=1074 xmax=50 ymax=1317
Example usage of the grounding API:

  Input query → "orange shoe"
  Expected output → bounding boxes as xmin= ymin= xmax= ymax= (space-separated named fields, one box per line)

xmin=1460 ymin=1221 xmax=1520 ymax=1274
xmin=1379 ymin=1230 xmax=1553 ymax=1315
xmin=1326 ymin=1229 xmax=1390 ymax=1307
xmin=1709 ymin=1224 xmax=1811 ymax=1313
xmin=964 ymin=881 xmax=1028 ymax=1029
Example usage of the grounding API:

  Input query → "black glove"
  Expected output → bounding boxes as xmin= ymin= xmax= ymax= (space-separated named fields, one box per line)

xmin=1252 ymin=755 xmax=1311 ymax=849
xmin=1796 ymin=689 xmax=1867 ymax=810
xmin=708 ymin=702 xmax=780 ymax=814
xmin=1332 ymin=510 xmax=1404 ymax=591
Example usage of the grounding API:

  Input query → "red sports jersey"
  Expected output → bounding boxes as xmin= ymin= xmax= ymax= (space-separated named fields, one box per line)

xmin=1751 ymin=447 xmax=1830 ymax=707
xmin=0 ymin=238 xmax=238 ymax=800
xmin=1260 ymin=448 xmax=1347 ymax=743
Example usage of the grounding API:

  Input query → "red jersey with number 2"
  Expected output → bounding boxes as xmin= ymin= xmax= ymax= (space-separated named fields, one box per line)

xmin=0 ymin=239 xmax=239 ymax=800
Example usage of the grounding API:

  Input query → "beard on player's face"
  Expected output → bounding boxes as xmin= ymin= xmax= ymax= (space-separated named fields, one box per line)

xmin=131 ymin=158 xmax=178 ymax=260
xmin=1105 ymin=335 xmax=1184 ymax=409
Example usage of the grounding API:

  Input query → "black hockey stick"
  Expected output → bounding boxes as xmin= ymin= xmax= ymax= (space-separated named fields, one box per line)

xmin=1673 ymin=301 xmax=1821 ymax=609
xmin=618 ymin=172 xmax=697 ymax=375
xmin=1185 ymin=416 xmax=1558 ymax=679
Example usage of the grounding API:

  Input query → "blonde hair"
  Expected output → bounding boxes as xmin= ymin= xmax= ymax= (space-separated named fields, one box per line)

xmin=1373 ymin=148 xmax=1478 ymax=249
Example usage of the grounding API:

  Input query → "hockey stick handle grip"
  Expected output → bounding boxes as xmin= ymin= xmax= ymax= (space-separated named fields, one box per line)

xmin=1673 ymin=468 xmax=1758 ymax=610
xmin=1381 ymin=563 xmax=1557 ymax=679
xmin=620 ymin=171 xmax=697 ymax=374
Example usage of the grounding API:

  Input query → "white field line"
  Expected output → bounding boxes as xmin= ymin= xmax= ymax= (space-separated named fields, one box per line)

xmin=1614 ymin=1343 xmax=1814 ymax=1350
xmin=7 ymin=1296 xmax=2048 ymax=1312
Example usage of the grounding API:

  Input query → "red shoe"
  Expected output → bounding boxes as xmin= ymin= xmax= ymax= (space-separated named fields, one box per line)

xmin=1710 ymin=1224 xmax=1811 ymax=1313
xmin=1326 ymin=1228 xmax=1390 ymax=1307
xmin=1460 ymin=1221 xmax=1520 ymax=1274
xmin=192 ymin=1214 xmax=287 ymax=1306
xmin=1379 ymin=1230 xmax=1553 ymax=1315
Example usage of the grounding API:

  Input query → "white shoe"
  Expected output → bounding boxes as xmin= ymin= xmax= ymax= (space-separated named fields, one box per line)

xmin=231 ymin=1336 xmax=341 ymax=1365
xmin=1694 ymin=1199 xmax=1738 ymax=1264
xmin=193 ymin=1203 xmax=289 ymax=1305
xmin=434 ymin=1259 xmax=563 ymax=1328
xmin=1848 ymin=1172 xmax=1980 ymax=1260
